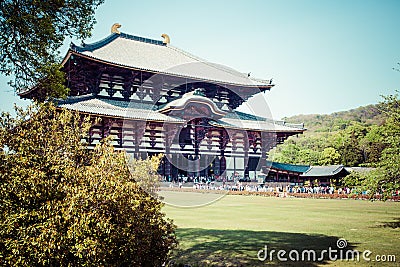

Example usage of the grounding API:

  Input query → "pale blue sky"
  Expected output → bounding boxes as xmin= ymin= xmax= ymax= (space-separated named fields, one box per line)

xmin=1 ymin=0 xmax=399 ymax=119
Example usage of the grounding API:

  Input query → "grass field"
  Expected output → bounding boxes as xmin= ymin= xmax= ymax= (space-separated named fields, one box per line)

xmin=163 ymin=192 xmax=400 ymax=266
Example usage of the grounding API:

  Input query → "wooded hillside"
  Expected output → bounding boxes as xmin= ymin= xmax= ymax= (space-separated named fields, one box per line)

xmin=284 ymin=104 xmax=385 ymax=132
xmin=268 ymin=104 xmax=386 ymax=167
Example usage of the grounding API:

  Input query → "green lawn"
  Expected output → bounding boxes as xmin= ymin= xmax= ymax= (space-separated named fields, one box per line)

xmin=163 ymin=192 xmax=400 ymax=266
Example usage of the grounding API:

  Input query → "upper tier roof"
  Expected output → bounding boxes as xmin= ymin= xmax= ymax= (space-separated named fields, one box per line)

xmin=68 ymin=32 xmax=273 ymax=88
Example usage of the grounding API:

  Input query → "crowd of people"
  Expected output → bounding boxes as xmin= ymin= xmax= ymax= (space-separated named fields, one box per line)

xmin=168 ymin=180 xmax=360 ymax=195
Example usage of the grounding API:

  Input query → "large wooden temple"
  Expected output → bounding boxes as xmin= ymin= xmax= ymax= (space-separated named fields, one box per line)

xmin=20 ymin=25 xmax=305 ymax=181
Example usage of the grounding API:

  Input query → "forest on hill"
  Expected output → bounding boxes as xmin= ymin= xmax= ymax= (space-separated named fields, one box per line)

xmin=268 ymin=104 xmax=386 ymax=167
xmin=284 ymin=104 xmax=385 ymax=132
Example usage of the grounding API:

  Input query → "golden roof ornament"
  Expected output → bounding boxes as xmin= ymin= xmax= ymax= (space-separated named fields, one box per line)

xmin=111 ymin=23 xmax=121 ymax=34
xmin=161 ymin=33 xmax=170 ymax=44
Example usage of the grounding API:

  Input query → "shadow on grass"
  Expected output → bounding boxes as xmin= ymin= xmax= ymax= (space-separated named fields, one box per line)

xmin=377 ymin=217 xmax=400 ymax=229
xmin=169 ymin=228 xmax=357 ymax=267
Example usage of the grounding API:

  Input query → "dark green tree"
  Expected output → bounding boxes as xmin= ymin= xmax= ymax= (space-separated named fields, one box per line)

xmin=0 ymin=0 xmax=104 ymax=98
xmin=359 ymin=125 xmax=385 ymax=164
xmin=336 ymin=123 xmax=366 ymax=166
xmin=318 ymin=147 xmax=341 ymax=165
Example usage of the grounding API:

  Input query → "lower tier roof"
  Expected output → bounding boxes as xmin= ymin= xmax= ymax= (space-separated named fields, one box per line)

xmin=57 ymin=95 xmax=305 ymax=133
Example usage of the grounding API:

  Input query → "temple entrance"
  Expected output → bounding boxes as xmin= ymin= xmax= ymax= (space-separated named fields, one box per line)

xmin=159 ymin=154 xmax=225 ymax=182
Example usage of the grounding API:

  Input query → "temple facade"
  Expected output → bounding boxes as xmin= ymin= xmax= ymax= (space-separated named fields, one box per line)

xmin=20 ymin=26 xmax=305 ymax=181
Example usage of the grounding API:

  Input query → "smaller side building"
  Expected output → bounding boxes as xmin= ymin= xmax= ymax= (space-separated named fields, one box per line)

xmin=300 ymin=165 xmax=349 ymax=186
xmin=260 ymin=163 xmax=350 ymax=187
xmin=262 ymin=162 xmax=310 ymax=185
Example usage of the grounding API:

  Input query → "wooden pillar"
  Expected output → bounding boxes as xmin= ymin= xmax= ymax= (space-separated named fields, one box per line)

xmin=244 ymin=132 xmax=250 ymax=179
xmin=164 ymin=144 xmax=171 ymax=181
xmin=214 ymin=156 xmax=220 ymax=177
xmin=180 ymin=153 xmax=186 ymax=177
xmin=134 ymin=121 xmax=146 ymax=159
xmin=233 ymin=156 xmax=236 ymax=179
xmin=171 ymin=154 xmax=178 ymax=180
xmin=220 ymin=156 xmax=226 ymax=179
xmin=194 ymin=121 xmax=199 ymax=159
xmin=244 ymin=150 xmax=249 ymax=178
xmin=134 ymin=125 xmax=140 ymax=159
xmin=102 ymin=117 xmax=113 ymax=139
xmin=201 ymin=154 xmax=208 ymax=178
xmin=116 ymin=119 xmax=123 ymax=148
xmin=164 ymin=157 xmax=171 ymax=181
xmin=164 ymin=124 xmax=178 ymax=180
xmin=260 ymin=132 xmax=270 ymax=169
xmin=88 ymin=126 xmax=94 ymax=145
xmin=219 ymin=129 xmax=229 ymax=179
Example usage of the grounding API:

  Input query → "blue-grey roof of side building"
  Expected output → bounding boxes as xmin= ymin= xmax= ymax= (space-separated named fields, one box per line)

xmin=267 ymin=161 xmax=311 ymax=173
xmin=301 ymin=165 xmax=349 ymax=177
xmin=266 ymin=163 xmax=352 ymax=177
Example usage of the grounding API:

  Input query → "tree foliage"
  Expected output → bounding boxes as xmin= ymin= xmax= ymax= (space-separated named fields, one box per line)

xmin=270 ymin=106 xmax=386 ymax=167
xmin=271 ymin=93 xmax=400 ymax=199
xmin=0 ymin=0 xmax=104 ymax=98
xmin=0 ymin=103 xmax=177 ymax=265
xmin=283 ymin=104 xmax=384 ymax=132
xmin=365 ymin=93 xmax=400 ymax=199
xmin=343 ymin=93 xmax=400 ymax=199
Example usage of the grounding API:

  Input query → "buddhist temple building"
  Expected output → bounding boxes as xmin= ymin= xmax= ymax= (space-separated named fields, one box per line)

xmin=20 ymin=25 xmax=306 ymax=181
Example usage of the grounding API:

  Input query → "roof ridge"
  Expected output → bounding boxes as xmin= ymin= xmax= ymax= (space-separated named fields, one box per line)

xmin=119 ymin=32 xmax=165 ymax=46
xmin=71 ymin=33 xmax=119 ymax=52
xmin=71 ymin=32 xmax=166 ymax=52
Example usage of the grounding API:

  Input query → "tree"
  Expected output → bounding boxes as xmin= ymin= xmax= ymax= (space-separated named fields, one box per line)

xmin=359 ymin=125 xmax=385 ymax=165
xmin=344 ymin=93 xmax=400 ymax=199
xmin=0 ymin=103 xmax=177 ymax=265
xmin=269 ymin=141 xmax=300 ymax=164
xmin=318 ymin=147 xmax=341 ymax=165
xmin=0 ymin=0 xmax=104 ymax=98
xmin=372 ymin=93 xmax=400 ymax=198
xmin=297 ymin=148 xmax=320 ymax=165
xmin=333 ymin=124 xmax=366 ymax=166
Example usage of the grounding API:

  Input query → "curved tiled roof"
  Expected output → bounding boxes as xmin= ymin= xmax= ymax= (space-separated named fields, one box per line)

xmin=57 ymin=96 xmax=183 ymax=122
xmin=269 ymin=162 xmax=310 ymax=173
xmin=158 ymin=91 xmax=227 ymax=118
xmin=301 ymin=165 xmax=349 ymax=177
xmin=56 ymin=96 xmax=305 ymax=132
xmin=68 ymin=32 xmax=273 ymax=88
xmin=210 ymin=118 xmax=305 ymax=132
